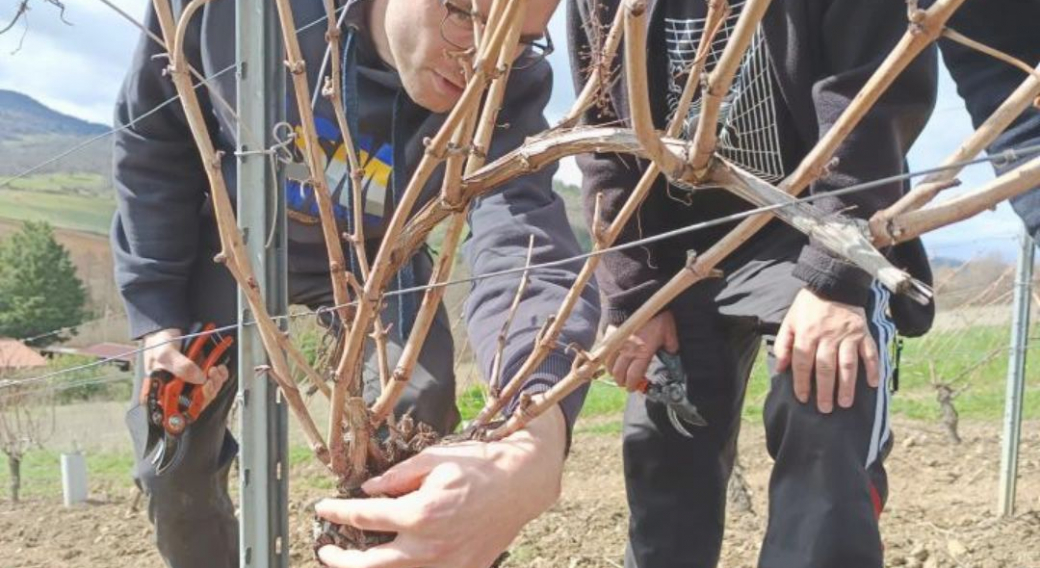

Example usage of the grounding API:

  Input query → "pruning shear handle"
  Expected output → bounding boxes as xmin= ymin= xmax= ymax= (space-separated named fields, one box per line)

xmin=635 ymin=350 xmax=707 ymax=436
xmin=142 ymin=323 xmax=234 ymax=474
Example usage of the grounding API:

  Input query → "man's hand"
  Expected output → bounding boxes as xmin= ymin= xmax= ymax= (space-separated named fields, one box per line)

xmin=143 ymin=328 xmax=229 ymax=394
xmin=605 ymin=311 xmax=679 ymax=392
xmin=774 ymin=288 xmax=880 ymax=413
xmin=315 ymin=406 xmax=568 ymax=568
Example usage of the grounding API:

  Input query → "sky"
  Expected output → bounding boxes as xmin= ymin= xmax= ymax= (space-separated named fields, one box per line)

xmin=0 ymin=0 xmax=1028 ymax=259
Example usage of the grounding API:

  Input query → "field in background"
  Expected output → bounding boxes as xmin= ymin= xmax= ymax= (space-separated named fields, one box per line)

xmin=0 ymin=170 xmax=114 ymax=236
xmin=0 ymin=190 xmax=112 ymax=235
xmin=1 ymin=414 xmax=1037 ymax=567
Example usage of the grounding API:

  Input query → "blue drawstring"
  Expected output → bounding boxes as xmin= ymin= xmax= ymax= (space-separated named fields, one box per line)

xmin=340 ymin=27 xmax=416 ymax=342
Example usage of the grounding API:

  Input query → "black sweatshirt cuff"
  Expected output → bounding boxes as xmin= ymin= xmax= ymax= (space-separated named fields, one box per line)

xmin=122 ymin=283 xmax=191 ymax=341
xmin=602 ymin=278 xmax=666 ymax=327
xmin=605 ymin=307 xmax=633 ymax=327
xmin=793 ymin=243 xmax=873 ymax=307
xmin=502 ymin=352 xmax=589 ymax=455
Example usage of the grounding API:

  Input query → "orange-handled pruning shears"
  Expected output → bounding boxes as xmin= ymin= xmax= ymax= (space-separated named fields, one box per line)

xmin=141 ymin=323 xmax=234 ymax=474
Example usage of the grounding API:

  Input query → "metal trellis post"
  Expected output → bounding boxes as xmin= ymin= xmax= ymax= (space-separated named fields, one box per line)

xmin=998 ymin=225 xmax=1034 ymax=517
xmin=236 ymin=1 xmax=289 ymax=566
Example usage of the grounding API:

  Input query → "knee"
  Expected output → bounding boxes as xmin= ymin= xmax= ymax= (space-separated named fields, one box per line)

xmin=134 ymin=434 xmax=237 ymax=521
xmin=136 ymin=456 xmax=217 ymax=519
xmin=763 ymin=376 xmax=881 ymax=462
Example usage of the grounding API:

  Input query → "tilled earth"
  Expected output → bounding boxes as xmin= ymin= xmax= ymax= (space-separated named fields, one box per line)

xmin=2 ymin=417 xmax=1038 ymax=567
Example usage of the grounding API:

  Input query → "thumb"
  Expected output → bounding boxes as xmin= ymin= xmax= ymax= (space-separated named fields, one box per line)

xmin=158 ymin=346 xmax=206 ymax=385
xmin=362 ymin=451 xmax=437 ymax=496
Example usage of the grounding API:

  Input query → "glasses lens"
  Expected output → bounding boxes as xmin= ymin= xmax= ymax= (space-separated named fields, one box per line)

xmin=443 ymin=1 xmax=472 ymax=31
xmin=440 ymin=1 xmax=474 ymax=50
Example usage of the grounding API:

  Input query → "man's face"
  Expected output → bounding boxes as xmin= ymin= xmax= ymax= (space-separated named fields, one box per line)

xmin=377 ymin=0 xmax=557 ymax=113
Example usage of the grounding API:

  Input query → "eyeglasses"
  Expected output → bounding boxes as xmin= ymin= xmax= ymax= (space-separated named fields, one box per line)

xmin=438 ymin=0 xmax=554 ymax=70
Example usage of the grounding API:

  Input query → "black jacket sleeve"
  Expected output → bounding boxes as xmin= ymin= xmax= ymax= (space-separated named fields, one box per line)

xmin=937 ymin=0 xmax=1040 ymax=239
xmin=785 ymin=0 xmax=938 ymax=306
xmin=463 ymin=60 xmax=601 ymax=435
xmin=568 ymin=0 xmax=669 ymax=325
xmin=111 ymin=1 xmax=215 ymax=340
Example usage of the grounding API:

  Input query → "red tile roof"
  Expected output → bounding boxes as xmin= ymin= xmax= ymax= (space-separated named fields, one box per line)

xmin=0 ymin=338 xmax=47 ymax=369
xmin=77 ymin=343 xmax=136 ymax=364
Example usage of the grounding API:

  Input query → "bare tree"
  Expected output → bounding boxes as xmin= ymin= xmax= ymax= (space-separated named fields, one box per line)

xmin=0 ymin=365 xmax=55 ymax=503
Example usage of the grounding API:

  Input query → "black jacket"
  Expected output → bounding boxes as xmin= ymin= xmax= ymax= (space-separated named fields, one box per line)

xmin=112 ymin=0 xmax=600 ymax=428
xmin=936 ymin=0 xmax=1040 ymax=239
xmin=569 ymin=0 xmax=937 ymax=335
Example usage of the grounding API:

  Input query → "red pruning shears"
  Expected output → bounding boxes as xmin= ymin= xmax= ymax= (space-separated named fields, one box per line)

xmin=141 ymin=323 xmax=234 ymax=474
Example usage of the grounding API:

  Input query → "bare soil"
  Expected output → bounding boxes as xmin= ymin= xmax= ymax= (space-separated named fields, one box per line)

xmin=1 ymin=417 xmax=1038 ymax=567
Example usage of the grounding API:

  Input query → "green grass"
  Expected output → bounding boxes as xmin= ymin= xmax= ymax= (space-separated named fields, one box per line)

xmin=5 ymin=172 xmax=108 ymax=195
xmin=581 ymin=381 xmax=630 ymax=416
xmin=685 ymin=325 xmax=1040 ymax=424
xmin=0 ymin=449 xmax=133 ymax=499
xmin=454 ymin=325 xmax=1040 ymax=438
xmin=539 ymin=322 xmax=1040 ymax=433
xmin=890 ymin=324 xmax=1040 ymax=421
xmin=0 ymin=188 xmax=114 ymax=234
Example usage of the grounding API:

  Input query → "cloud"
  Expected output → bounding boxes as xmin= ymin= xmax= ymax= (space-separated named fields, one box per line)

xmin=545 ymin=8 xmax=575 ymax=123
xmin=0 ymin=0 xmax=148 ymax=124
xmin=910 ymin=59 xmax=1025 ymax=249
xmin=0 ymin=2 xmax=1029 ymax=251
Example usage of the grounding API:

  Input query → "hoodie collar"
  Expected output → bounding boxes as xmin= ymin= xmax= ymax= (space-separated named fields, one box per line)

xmin=343 ymin=0 xmax=368 ymax=29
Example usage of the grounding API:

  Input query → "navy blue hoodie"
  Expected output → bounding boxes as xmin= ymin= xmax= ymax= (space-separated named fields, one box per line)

xmin=111 ymin=0 xmax=600 ymax=429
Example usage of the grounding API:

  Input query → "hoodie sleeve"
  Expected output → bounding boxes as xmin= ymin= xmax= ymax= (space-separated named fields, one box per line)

xmin=462 ymin=60 xmax=601 ymax=438
xmin=936 ymin=0 xmax=1040 ymax=239
xmin=111 ymin=1 xmax=213 ymax=339
xmin=567 ymin=0 xmax=670 ymax=325
xmin=791 ymin=0 xmax=938 ymax=306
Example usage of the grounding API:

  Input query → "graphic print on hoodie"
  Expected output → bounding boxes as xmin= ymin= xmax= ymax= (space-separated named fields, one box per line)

xmin=662 ymin=0 xmax=785 ymax=184
xmin=283 ymin=115 xmax=392 ymax=230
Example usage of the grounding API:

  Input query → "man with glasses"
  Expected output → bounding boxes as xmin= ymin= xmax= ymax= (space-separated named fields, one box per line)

xmin=114 ymin=1 xmax=595 ymax=568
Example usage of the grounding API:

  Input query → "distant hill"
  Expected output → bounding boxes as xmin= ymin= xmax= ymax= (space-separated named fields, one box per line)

xmin=930 ymin=255 xmax=965 ymax=270
xmin=0 ymin=90 xmax=108 ymax=140
xmin=0 ymin=90 xmax=114 ymax=236
xmin=0 ymin=90 xmax=112 ymax=179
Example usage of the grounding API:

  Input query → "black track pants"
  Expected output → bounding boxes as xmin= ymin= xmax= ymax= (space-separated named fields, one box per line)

xmin=623 ymin=234 xmax=895 ymax=568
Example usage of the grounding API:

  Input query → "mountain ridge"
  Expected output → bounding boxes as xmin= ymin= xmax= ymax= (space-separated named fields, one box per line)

xmin=0 ymin=89 xmax=108 ymax=141
xmin=0 ymin=89 xmax=111 ymax=180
